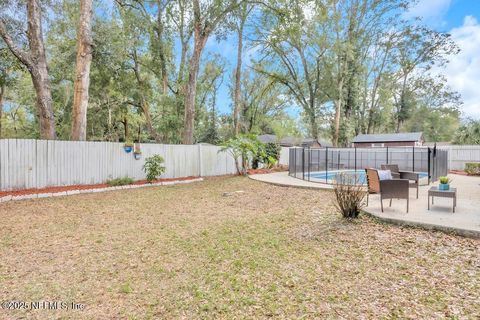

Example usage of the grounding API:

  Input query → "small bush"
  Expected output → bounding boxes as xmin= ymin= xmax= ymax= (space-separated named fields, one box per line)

xmin=333 ymin=173 xmax=367 ymax=219
xmin=439 ymin=176 xmax=451 ymax=184
xmin=220 ymin=134 xmax=263 ymax=175
xmin=143 ymin=154 xmax=166 ymax=182
xmin=465 ymin=162 xmax=480 ymax=175
xmin=252 ymin=142 xmax=280 ymax=169
xmin=107 ymin=177 xmax=134 ymax=186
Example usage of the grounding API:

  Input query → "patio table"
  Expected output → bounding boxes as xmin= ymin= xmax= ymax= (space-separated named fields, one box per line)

xmin=428 ymin=187 xmax=457 ymax=213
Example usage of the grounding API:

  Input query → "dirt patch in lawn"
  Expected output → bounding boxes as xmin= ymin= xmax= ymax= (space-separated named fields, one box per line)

xmin=0 ymin=176 xmax=478 ymax=319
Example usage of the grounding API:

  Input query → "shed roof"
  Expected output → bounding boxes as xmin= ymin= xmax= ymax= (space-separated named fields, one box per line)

xmin=353 ymin=132 xmax=423 ymax=143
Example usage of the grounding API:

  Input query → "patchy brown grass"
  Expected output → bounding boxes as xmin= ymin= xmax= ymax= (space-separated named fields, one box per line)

xmin=0 ymin=176 xmax=479 ymax=319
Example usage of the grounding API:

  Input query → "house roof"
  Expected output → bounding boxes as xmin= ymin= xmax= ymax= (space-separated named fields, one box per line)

xmin=257 ymin=134 xmax=331 ymax=147
xmin=353 ymin=132 xmax=423 ymax=143
xmin=257 ymin=134 xmax=278 ymax=144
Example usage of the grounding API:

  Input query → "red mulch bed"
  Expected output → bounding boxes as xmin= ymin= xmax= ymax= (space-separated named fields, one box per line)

xmin=449 ymin=170 xmax=469 ymax=176
xmin=247 ymin=166 xmax=288 ymax=175
xmin=0 ymin=176 xmax=199 ymax=197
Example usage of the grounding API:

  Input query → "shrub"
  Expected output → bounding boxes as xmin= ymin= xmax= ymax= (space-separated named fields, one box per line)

xmin=252 ymin=142 xmax=280 ymax=169
xmin=220 ymin=134 xmax=264 ymax=175
xmin=143 ymin=154 xmax=166 ymax=182
xmin=465 ymin=162 xmax=480 ymax=175
xmin=333 ymin=173 xmax=367 ymax=219
xmin=107 ymin=177 xmax=134 ymax=186
xmin=439 ymin=176 xmax=451 ymax=184
xmin=265 ymin=142 xmax=281 ymax=160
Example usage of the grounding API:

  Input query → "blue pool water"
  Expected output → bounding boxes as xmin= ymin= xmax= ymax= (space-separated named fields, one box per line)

xmin=308 ymin=170 xmax=428 ymax=185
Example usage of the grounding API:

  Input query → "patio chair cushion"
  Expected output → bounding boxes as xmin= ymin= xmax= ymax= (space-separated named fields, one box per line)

xmin=378 ymin=170 xmax=393 ymax=181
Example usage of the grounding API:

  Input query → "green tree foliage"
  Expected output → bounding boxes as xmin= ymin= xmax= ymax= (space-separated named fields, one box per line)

xmin=220 ymin=134 xmax=264 ymax=175
xmin=453 ymin=120 xmax=480 ymax=145
xmin=0 ymin=0 xmax=466 ymax=145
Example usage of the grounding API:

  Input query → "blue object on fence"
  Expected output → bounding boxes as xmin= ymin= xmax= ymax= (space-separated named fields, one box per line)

xmin=124 ymin=146 xmax=133 ymax=153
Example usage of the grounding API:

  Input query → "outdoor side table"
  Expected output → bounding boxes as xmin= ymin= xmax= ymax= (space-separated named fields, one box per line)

xmin=428 ymin=187 xmax=457 ymax=213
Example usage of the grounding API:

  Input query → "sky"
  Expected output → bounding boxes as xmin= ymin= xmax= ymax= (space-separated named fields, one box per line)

xmin=407 ymin=0 xmax=480 ymax=120
xmin=204 ymin=0 xmax=480 ymax=120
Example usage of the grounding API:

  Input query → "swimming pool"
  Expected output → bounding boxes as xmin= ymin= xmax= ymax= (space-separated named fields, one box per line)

xmin=307 ymin=170 xmax=428 ymax=185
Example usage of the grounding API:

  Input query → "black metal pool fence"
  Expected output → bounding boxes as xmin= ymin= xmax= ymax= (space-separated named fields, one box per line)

xmin=289 ymin=146 xmax=448 ymax=184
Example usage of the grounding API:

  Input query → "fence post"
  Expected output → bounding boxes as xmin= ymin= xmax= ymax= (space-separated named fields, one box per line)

xmin=318 ymin=149 xmax=320 ymax=172
xmin=307 ymin=147 xmax=311 ymax=181
xmin=412 ymin=146 xmax=415 ymax=172
xmin=386 ymin=146 xmax=389 ymax=164
xmin=302 ymin=147 xmax=305 ymax=180
xmin=354 ymin=147 xmax=357 ymax=172
xmin=325 ymin=147 xmax=328 ymax=183
xmin=198 ymin=144 xmax=202 ymax=177
xmin=427 ymin=147 xmax=431 ymax=184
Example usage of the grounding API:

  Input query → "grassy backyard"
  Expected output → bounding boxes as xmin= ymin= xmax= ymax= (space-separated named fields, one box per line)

xmin=0 ymin=176 xmax=479 ymax=319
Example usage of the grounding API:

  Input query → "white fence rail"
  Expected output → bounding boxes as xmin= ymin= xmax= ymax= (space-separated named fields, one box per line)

xmin=0 ymin=139 xmax=238 ymax=191
xmin=438 ymin=145 xmax=480 ymax=170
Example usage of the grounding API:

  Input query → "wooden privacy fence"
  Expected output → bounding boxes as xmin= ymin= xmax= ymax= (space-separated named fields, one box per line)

xmin=0 ymin=139 xmax=238 ymax=191
xmin=437 ymin=145 xmax=480 ymax=170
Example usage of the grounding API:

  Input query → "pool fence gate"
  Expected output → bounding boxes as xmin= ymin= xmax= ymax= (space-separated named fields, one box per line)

xmin=288 ymin=146 xmax=450 ymax=184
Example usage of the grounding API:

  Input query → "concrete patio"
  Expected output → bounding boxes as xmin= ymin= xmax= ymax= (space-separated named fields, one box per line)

xmin=249 ymin=171 xmax=480 ymax=238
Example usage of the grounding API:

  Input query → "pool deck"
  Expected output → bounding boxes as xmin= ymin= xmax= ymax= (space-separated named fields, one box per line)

xmin=249 ymin=171 xmax=480 ymax=238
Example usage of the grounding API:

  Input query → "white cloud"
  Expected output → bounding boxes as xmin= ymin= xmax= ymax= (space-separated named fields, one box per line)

xmin=437 ymin=16 xmax=480 ymax=119
xmin=405 ymin=0 xmax=452 ymax=25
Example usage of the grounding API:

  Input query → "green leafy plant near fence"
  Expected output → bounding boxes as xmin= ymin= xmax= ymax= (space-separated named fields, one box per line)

xmin=252 ymin=142 xmax=280 ymax=169
xmin=107 ymin=177 xmax=134 ymax=186
xmin=220 ymin=134 xmax=264 ymax=175
xmin=465 ymin=163 xmax=480 ymax=175
xmin=143 ymin=155 xmax=166 ymax=182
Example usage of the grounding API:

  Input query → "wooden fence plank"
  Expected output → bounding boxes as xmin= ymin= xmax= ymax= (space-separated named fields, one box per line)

xmin=0 ymin=139 xmax=238 ymax=191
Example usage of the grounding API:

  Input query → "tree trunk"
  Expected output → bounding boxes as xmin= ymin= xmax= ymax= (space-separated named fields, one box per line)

xmin=0 ymin=0 xmax=56 ymax=139
xmin=176 ymin=43 xmax=188 ymax=116
xmin=27 ymin=0 xmax=56 ymax=139
xmin=131 ymin=50 xmax=161 ymax=142
xmin=308 ymin=106 xmax=318 ymax=140
xmin=183 ymin=32 xmax=207 ymax=144
xmin=140 ymin=97 xmax=161 ymax=142
xmin=0 ymin=84 xmax=4 ymax=138
xmin=233 ymin=20 xmax=244 ymax=136
xmin=155 ymin=0 xmax=168 ymax=94
xmin=333 ymin=91 xmax=343 ymax=147
xmin=71 ymin=0 xmax=93 ymax=141
xmin=123 ymin=116 xmax=128 ymax=141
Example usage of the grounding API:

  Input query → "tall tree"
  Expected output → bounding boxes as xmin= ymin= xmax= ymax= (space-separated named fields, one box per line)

xmin=392 ymin=26 xmax=458 ymax=132
xmin=182 ymin=0 xmax=243 ymax=144
xmin=0 ymin=0 xmax=56 ymax=139
xmin=256 ymin=0 xmax=328 ymax=140
xmin=71 ymin=0 xmax=93 ymax=140
xmin=232 ymin=3 xmax=252 ymax=136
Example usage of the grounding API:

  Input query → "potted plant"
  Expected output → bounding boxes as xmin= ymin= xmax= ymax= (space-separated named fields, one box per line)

xmin=438 ymin=176 xmax=451 ymax=190
xmin=133 ymin=143 xmax=142 ymax=159
xmin=134 ymin=150 xmax=142 ymax=160
xmin=124 ymin=141 xmax=134 ymax=153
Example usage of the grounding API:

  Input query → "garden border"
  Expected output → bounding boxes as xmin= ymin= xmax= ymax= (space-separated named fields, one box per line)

xmin=0 ymin=177 xmax=204 ymax=203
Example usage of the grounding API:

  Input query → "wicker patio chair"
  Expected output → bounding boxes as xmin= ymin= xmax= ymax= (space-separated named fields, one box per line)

xmin=365 ymin=168 xmax=410 ymax=213
xmin=381 ymin=164 xmax=419 ymax=199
